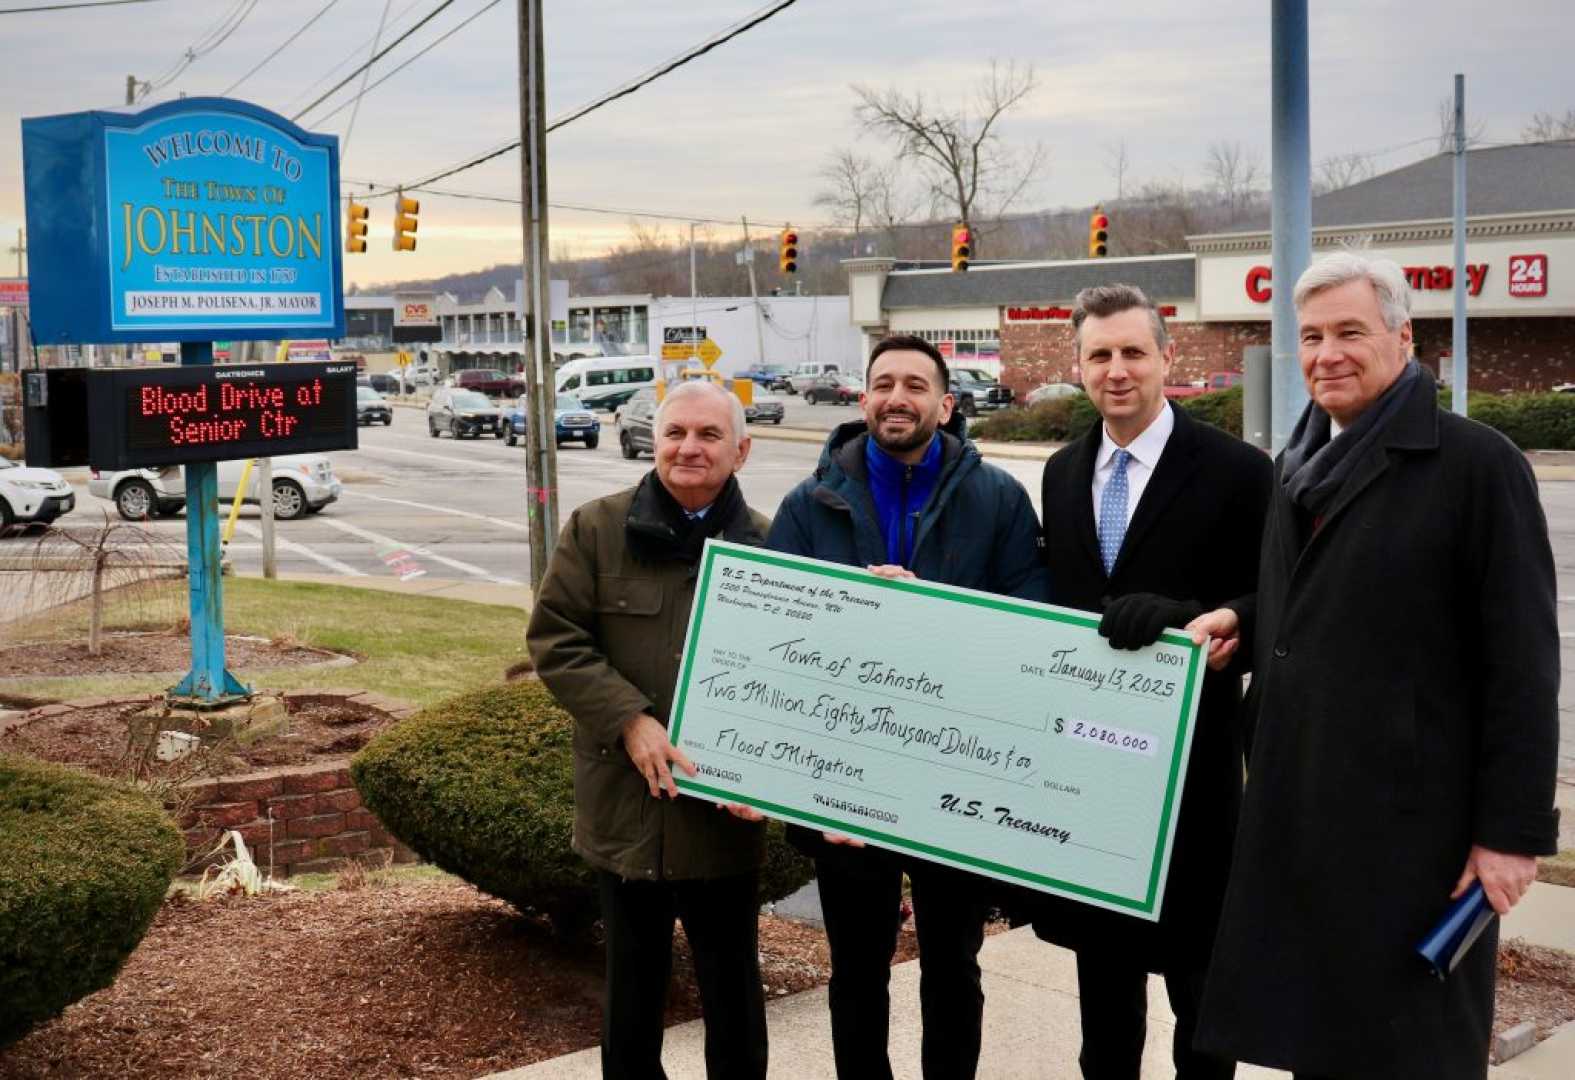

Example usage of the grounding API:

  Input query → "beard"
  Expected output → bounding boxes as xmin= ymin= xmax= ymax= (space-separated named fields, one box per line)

xmin=870 ymin=407 xmax=939 ymax=455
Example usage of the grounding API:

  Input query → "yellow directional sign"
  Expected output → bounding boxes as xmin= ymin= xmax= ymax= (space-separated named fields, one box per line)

xmin=396 ymin=351 xmax=412 ymax=367
xmin=661 ymin=342 xmax=696 ymax=361
xmin=698 ymin=338 xmax=723 ymax=368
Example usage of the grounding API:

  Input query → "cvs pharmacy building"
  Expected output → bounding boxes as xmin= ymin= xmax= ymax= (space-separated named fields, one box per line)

xmin=847 ymin=140 xmax=1575 ymax=394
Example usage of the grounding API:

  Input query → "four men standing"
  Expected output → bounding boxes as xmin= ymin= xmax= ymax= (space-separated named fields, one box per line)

xmin=527 ymin=256 xmax=1559 ymax=1079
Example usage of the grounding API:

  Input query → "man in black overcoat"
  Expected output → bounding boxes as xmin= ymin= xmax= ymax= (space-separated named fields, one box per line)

xmin=1030 ymin=284 xmax=1271 ymax=1079
xmin=1189 ymin=251 xmax=1560 ymax=1080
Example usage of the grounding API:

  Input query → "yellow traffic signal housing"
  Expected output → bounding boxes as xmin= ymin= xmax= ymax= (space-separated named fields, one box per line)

xmin=1088 ymin=206 xmax=1109 ymax=258
xmin=950 ymin=222 xmax=971 ymax=272
xmin=345 ymin=200 xmax=368 ymax=253
xmin=393 ymin=193 xmax=419 ymax=253
xmin=779 ymin=228 xmax=799 ymax=274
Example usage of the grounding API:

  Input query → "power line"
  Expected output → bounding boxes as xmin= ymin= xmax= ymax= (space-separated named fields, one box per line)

xmin=312 ymin=0 xmax=504 ymax=127
xmin=220 ymin=0 xmax=345 ymax=96
xmin=391 ymin=0 xmax=800 ymax=192
xmin=339 ymin=0 xmax=395 ymax=167
xmin=276 ymin=0 xmax=429 ymax=114
xmin=290 ymin=0 xmax=459 ymax=122
xmin=139 ymin=0 xmax=260 ymax=98
xmin=0 ymin=0 xmax=163 ymax=13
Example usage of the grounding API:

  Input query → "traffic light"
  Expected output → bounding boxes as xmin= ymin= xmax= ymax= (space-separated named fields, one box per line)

xmin=779 ymin=227 xmax=799 ymax=274
xmin=950 ymin=222 xmax=971 ymax=272
xmin=393 ymin=192 xmax=419 ymax=253
xmin=1088 ymin=205 xmax=1109 ymax=258
xmin=345 ymin=200 xmax=368 ymax=254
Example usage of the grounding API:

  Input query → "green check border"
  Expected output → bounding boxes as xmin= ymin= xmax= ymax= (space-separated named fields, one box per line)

xmin=670 ymin=540 xmax=1203 ymax=918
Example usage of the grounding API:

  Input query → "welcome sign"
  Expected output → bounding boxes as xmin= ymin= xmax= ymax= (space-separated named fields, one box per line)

xmin=22 ymin=97 xmax=344 ymax=344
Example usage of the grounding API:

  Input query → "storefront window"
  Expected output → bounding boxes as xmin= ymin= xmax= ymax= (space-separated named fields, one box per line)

xmin=568 ymin=308 xmax=592 ymax=345
xmin=592 ymin=306 xmax=649 ymax=355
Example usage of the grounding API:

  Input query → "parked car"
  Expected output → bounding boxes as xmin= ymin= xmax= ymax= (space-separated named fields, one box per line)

xmin=948 ymin=368 xmax=1014 ymax=416
xmin=505 ymin=393 xmax=602 ymax=449
xmin=786 ymin=361 xmax=842 ymax=395
xmin=453 ymin=368 xmax=526 ymax=398
xmin=1026 ymin=382 xmax=1083 ymax=405
xmin=1163 ymin=370 xmax=1244 ymax=400
xmin=427 ymin=388 xmax=505 ymax=439
xmin=356 ymin=386 xmax=393 ymax=425
xmin=802 ymin=373 xmax=862 ymax=406
xmin=740 ymin=364 xmax=793 ymax=392
xmin=366 ymin=372 xmax=404 ymax=394
xmin=88 ymin=455 xmax=341 ymax=522
xmin=745 ymin=393 xmax=785 ymax=424
xmin=617 ymin=387 xmax=659 ymax=459
xmin=409 ymin=364 xmax=439 ymax=387
xmin=0 ymin=457 xmax=75 ymax=532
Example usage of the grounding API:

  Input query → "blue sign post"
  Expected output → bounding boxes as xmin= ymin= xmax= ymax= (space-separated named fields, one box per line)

xmin=22 ymin=98 xmax=345 ymax=706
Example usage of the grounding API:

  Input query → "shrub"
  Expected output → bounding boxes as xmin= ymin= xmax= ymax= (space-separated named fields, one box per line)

xmin=970 ymin=394 xmax=1100 ymax=443
xmin=1181 ymin=386 xmax=1244 ymax=438
xmin=351 ymin=680 xmax=814 ymax=936
xmin=0 ymin=755 xmax=184 ymax=1046
xmin=1452 ymin=391 xmax=1575 ymax=450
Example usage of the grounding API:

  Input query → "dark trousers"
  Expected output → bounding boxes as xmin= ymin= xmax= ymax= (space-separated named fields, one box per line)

xmin=815 ymin=847 xmax=991 ymax=1080
xmin=1074 ymin=951 xmax=1234 ymax=1080
xmin=597 ymin=870 xmax=766 ymax=1080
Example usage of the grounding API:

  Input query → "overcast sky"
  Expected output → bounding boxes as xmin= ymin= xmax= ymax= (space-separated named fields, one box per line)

xmin=2 ymin=0 xmax=1573 ymax=289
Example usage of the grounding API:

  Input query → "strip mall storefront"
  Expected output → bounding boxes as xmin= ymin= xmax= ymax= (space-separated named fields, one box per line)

xmin=847 ymin=210 xmax=1575 ymax=396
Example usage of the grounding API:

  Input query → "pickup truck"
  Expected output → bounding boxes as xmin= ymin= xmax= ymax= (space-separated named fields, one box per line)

xmin=453 ymin=368 xmax=526 ymax=398
xmin=1162 ymin=370 xmax=1243 ymax=400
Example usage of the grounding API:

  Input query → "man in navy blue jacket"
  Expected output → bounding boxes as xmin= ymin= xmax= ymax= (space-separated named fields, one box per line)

xmin=767 ymin=334 xmax=1048 ymax=1079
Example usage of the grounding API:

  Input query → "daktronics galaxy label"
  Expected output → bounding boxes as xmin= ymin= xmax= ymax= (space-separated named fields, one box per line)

xmin=88 ymin=362 xmax=358 ymax=468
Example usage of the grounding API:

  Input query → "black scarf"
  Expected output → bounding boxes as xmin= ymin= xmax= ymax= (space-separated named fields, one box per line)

xmin=1281 ymin=359 xmax=1421 ymax=518
xmin=625 ymin=469 xmax=748 ymax=566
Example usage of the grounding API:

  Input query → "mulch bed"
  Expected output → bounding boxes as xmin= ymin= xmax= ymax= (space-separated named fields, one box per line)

xmin=0 ymin=878 xmax=919 ymax=1079
xmin=0 ymin=698 xmax=395 ymax=780
xmin=1497 ymin=937 xmax=1575 ymax=1042
xmin=0 ymin=633 xmax=338 ymax=678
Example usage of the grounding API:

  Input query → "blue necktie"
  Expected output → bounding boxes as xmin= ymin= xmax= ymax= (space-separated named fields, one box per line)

xmin=1099 ymin=449 xmax=1131 ymax=575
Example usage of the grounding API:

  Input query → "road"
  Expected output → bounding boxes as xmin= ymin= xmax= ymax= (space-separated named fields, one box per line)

xmin=13 ymin=414 xmax=1575 ymax=779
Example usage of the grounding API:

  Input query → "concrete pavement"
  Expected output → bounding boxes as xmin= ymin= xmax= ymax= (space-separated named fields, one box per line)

xmin=482 ymin=883 xmax=1575 ymax=1079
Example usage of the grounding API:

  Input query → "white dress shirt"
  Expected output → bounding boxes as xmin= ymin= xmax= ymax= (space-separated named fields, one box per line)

xmin=1092 ymin=402 xmax=1176 ymax=531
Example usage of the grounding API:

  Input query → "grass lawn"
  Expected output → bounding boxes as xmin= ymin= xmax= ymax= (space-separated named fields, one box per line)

xmin=1 ymin=577 xmax=529 ymax=708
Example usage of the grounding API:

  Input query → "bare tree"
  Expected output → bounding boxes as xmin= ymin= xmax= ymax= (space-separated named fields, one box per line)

xmin=852 ymin=60 xmax=1046 ymax=252
xmin=1313 ymin=152 xmax=1376 ymax=195
xmin=813 ymin=149 xmax=882 ymax=248
xmin=1435 ymin=96 xmax=1487 ymax=153
xmin=1523 ymin=108 xmax=1575 ymax=142
xmin=1105 ymin=140 xmax=1130 ymax=202
xmin=1203 ymin=140 xmax=1262 ymax=222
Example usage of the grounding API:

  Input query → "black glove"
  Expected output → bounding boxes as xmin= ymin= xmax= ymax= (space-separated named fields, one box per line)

xmin=1098 ymin=593 xmax=1204 ymax=650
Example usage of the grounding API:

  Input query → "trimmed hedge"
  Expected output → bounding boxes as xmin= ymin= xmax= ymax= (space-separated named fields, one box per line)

xmin=1 ymin=755 xmax=184 ymax=1047
xmin=1447 ymin=391 xmax=1575 ymax=451
xmin=971 ymin=388 xmax=1243 ymax=442
xmin=351 ymin=680 xmax=814 ymax=935
xmin=975 ymin=386 xmax=1575 ymax=449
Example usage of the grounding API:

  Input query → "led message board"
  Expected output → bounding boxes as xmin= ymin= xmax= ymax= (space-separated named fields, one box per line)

xmin=21 ymin=98 xmax=344 ymax=344
xmin=87 ymin=362 xmax=358 ymax=469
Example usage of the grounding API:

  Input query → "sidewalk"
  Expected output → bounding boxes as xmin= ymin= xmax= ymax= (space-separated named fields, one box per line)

xmin=483 ymin=882 xmax=1575 ymax=1080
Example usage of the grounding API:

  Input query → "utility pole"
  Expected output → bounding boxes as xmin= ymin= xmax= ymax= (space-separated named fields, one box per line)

xmin=126 ymin=74 xmax=136 ymax=105
xmin=517 ymin=0 xmax=559 ymax=591
xmin=1269 ymin=0 xmax=1311 ymax=453
xmin=1450 ymin=73 xmax=1469 ymax=416
xmin=740 ymin=216 xmax=767 ymax=370
xmin=690 ymin=221 xmax=700 ymax=362
xmin=8 ymin=228 xmax=24 ymax=277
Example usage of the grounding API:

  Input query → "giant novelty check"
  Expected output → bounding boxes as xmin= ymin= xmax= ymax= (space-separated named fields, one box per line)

xmin=670 ymin=541 xmax=1206 ymax=920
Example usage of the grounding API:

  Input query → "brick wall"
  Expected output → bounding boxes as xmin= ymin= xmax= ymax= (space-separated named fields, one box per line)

xmin=180 ymin=759 xmax=418 ymax=877
xmin=1000 ymin=315 xmax=1575 ymax=396
xmin=999 ymin=321 xmax=1269 ymax=396
xmin=1412 ymin=317 xmax=1575 ymax=392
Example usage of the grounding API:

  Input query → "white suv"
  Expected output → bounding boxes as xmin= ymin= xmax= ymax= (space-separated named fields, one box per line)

xmin=0 ymin=458 xmax=76 ymax=531
xmin=88 ymin=455 xmax=341 ymax=521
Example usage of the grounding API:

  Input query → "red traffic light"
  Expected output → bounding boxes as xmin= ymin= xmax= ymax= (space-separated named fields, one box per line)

xmin=1091 ymin=213 xmax=1109 ymax=230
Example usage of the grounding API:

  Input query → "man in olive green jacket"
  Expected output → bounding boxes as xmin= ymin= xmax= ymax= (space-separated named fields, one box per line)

xmin=527 ymin=381 xmax=770 ymax=1079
